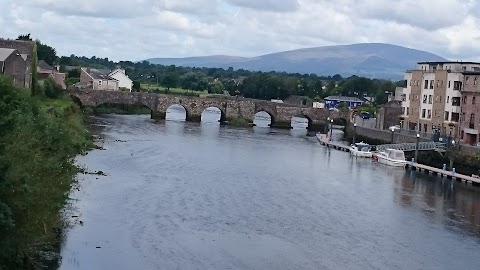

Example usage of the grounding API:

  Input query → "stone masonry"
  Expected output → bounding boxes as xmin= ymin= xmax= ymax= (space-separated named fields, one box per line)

xmin=69 ymin=90 xmax=350 ymax=130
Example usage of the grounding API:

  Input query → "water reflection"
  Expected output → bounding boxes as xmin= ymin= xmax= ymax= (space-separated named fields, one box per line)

xmin=394 ymin=170 xmax=480 ymax=236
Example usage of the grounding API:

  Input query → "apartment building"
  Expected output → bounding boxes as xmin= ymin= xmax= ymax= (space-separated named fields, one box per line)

xmin=401 ymin=62 xmax=480 ymax=143
xmin=459 ymin=71 xmax=480 ymax=145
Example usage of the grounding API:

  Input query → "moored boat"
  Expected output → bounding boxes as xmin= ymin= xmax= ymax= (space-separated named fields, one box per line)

xmin=349 ymin=142 xmax=372 ymax=158
xmin=373 ymin=149 xmax=406 ymax=167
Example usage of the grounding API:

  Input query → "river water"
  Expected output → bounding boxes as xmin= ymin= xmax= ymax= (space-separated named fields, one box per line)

xmin=59 ymin=112 xmax=480 ymax=270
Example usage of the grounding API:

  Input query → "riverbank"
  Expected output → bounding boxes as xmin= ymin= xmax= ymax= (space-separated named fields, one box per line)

xmin=0 ymin=76 xmax=93 ymax=269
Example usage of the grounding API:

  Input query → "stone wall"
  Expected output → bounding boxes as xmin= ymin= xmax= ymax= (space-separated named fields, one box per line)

xmin=69 ymin=90 xmax=351 ymax=130
xmin=355 ymin=126 xmax=431 ymax=144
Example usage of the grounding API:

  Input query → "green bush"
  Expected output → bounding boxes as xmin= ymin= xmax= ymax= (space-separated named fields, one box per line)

xmin=0 ymin=75 xmax=91 ymax=269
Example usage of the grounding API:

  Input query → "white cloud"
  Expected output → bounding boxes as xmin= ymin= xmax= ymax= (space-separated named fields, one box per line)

xmin=226 ymin=0 xmax=299 ymax=12
xmin=0 ymin=0 xmax=479 ymax=62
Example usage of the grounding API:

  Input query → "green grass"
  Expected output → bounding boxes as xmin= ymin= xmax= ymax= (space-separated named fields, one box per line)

xmin=141 ymin=84 xmax=208 ymax=95
xmin=34 ymin=95 xmax=76 ymax=111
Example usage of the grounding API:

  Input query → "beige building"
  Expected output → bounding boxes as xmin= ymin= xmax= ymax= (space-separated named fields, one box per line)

xmin=401 ymin=62 xmax=480 ymax=140
xmin=459 ymin=71 xmax=480 ymax=145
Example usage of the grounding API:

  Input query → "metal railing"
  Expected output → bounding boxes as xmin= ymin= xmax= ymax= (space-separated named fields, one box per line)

xmin=375 ymin=142 xmax=446 ymax=152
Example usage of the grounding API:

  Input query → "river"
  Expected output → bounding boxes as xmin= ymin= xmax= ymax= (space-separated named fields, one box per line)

xmin=59 ymin=111 xmax=480 ymax=270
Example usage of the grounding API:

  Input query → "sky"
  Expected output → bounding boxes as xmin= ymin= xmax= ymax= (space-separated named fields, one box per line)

xmin=0 ymin=0 xmax=479 ymax=62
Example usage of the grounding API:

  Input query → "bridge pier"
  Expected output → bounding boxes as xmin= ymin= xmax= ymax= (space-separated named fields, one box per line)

xmin=151 ymin=111 xmax=166 ymax=120
xmin=186 ymin=114 xmax=202 ymax=122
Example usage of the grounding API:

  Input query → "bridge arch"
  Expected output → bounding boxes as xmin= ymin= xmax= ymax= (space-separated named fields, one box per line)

xmin=199 ymin=104 xmax=227 ymax=122
xmin=254 ymin=110 xmax=275 ymax=127
xmin=166 ymin=103 xmax=190 ymax=121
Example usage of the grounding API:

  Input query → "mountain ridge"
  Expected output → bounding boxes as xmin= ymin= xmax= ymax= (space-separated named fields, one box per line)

xmin=146 ymin=43 xmax=448 ymax=79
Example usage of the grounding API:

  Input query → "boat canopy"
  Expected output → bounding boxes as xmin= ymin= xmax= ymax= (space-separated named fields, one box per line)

xmin=354 ymin=142 xmax=371 ymax=151
xmin=386 ymin=149 xmax=405 ymax=160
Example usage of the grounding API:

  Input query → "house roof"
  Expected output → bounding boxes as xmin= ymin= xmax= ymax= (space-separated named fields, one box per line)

xmin=38 ymin=60 xmax=54 ymax=71
xmin=109 ymin=68 xmax=133 ymax=82
xmin=82 ymin=67 xmax=118 ymax=81
xmin=324 ymin=96 xmax=364 ymax=102
xmin=0 ymin=48 xmax=16 ymax=61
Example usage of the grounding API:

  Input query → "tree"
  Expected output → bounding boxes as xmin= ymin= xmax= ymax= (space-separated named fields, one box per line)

xmin=161 ymin=73 xmax=179 ymax=92
xmin=16 ymin=33 xmax=32 ymax=41
xmin=132 ymin=81 xmax=141 ymax=92
xmin=209 ymin=80 xmax=224 ymax=94
xmin=36 ymin=41 xmax=57 ymax=66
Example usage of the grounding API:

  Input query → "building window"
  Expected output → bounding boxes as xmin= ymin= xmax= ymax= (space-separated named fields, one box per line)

xmin=434 ymin=110 xmax=438 ymax=117
xmin=463 ymin=66 xmax=467 ymax=71
xmin=448 ymin=81 xmax=451 ymax=88
xmin=474 ymin=77 xmax=478 ymax=86
xmin=465 ymin=76 xmax=469 ymax=85
xmin=451 ymin=113 xmax=460 ymax=122
xmin=423 ymin=95 xmax=427 ymax=103
xmin=430 ymin=80 xmax=434 ymax=89
xmin=401 ymin=94 xmax=406 ymax=101
xmin=453 ymin=81 xmax=462 ymax=90
xmin=416 ymin=94 xmax=419 ymax=100
xmin=408 ymin=94 xmax=411 ymax=100
xmin=463 ymin=96 xmax=467 ymax=104
xmin=452 ymin=97 xmax=460 ymax=106
xmin=424 ymin=80 xmax=429 ymax=89
xmin=422 ymin=109 xmax=426 ymax=118
xmin=437 ymin=80 xmax=440 ymax=87
xmin=428 ymin=109 xmax=431 ymax=119
xmin=445 ymin=111 xmax=449 ymax=121
xmin=461 ymin=112 xmax=465 ymax=122
xmin=428 ymin=95 xmax=432 ymax=104
xmin=406 ymin=107 xmax=409 ymax=115
xmin=470 ymin=114 xmax=475 ymax=129
xmin=473 ymin=97 xmax=476 ymax=105
xmin=447 ymin=96 xmax=450 ymax=103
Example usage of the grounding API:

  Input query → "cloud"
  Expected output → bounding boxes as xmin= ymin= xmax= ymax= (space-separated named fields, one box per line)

xmin=0 ymin=0 xmax=479 ymax=62
xmin=226 ymin=0 xmax=299 ymax=12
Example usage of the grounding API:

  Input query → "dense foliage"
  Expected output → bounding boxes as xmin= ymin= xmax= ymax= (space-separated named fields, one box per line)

xmin=58 ymin=55 xmax=400 ymax=105
xmin=0 ymin=75 xmax=91 ymax=269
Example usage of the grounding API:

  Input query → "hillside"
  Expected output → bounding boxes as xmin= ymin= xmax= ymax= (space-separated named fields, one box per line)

xmin=146 ymin=43 xmax=448 ymax=79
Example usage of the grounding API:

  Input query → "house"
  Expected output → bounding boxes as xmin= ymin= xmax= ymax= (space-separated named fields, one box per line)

xmin=0 ymin=48 xmax=27 ymax=87
xmin=108 ymin=67 xmax=132 ymax=91
xmin=77 ymin=67 xmax=119 ymax=90
xmin=37 ymin=60 xmax=67 ymax=89
xmin=324 ymin=96 xmax=365 ymax=109
xmin=0 ymin=39 xmax=34 ymax=89
xmin=375 ymin=100 xmax=403 ymax=130
xmin=401 ymin=61 xmax=480 ymax=143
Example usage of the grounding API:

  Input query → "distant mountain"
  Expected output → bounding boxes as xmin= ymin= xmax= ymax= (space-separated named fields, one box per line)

xmin=146 ymin=43 xmax=448 ymax=79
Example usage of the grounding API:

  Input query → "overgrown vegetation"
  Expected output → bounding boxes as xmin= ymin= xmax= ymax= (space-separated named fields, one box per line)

xmin=0 ymin=75 xmax=92 ymax=269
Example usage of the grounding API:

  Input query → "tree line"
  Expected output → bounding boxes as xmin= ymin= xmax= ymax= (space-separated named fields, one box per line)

xmin=18 ymin=33 xmax=401 ymax=105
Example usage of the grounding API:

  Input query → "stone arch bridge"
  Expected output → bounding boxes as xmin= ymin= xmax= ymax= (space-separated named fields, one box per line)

xmin=69 ymin=90 xmax=350 ymax=130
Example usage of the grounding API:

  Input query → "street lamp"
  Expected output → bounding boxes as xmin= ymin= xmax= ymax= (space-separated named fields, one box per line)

xmin=330 ymin=119 xmax=334 ymax=141
xmin=390 ymin=126 xmax=395 ymax=143
xmin=353 ymin=123 xmax=357 ymax=144
xmin=325 ymin=117 xmax=330 ymax=134
xmin=415 ymin=133 xmax=420 ymax=162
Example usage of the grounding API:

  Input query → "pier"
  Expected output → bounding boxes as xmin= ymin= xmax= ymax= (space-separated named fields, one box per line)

xmin=316 ymin=133 xmax=480 ymax=185
xmin=405 ymin=162 xmax=480 ymax=185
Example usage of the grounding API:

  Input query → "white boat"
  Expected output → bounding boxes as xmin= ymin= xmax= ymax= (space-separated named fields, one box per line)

xmin=349 ymin=142 xmax=372 ymax=158
xmin=374 ymin=149 xmax=406 ymax=167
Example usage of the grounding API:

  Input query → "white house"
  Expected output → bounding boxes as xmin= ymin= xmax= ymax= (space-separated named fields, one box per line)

xmin=109 ymin=68 xmax=133 ymax=91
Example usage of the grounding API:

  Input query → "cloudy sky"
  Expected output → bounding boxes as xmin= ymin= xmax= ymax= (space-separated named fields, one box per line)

xmin=0 ymin=0 xmax=479 ymax=61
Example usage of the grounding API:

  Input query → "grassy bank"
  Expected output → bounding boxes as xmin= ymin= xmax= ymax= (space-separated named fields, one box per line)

xmin=0 ymin=76 xmax=93 ymax=269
